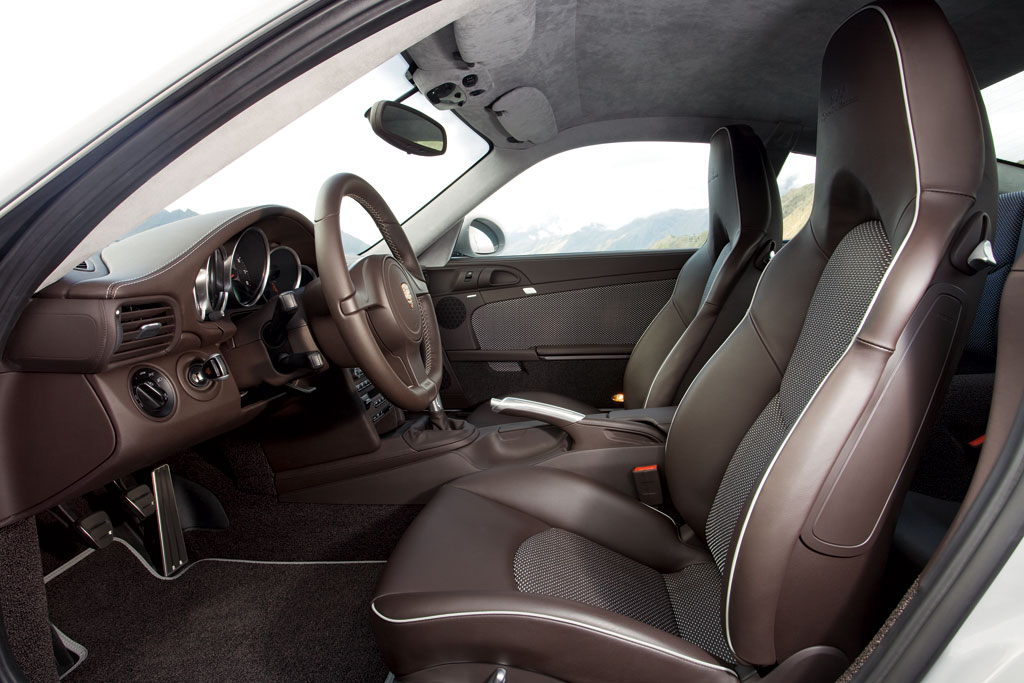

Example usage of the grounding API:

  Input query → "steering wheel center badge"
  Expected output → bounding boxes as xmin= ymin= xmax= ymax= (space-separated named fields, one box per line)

xmin=400 ymin=282 xmax=415 ymax=308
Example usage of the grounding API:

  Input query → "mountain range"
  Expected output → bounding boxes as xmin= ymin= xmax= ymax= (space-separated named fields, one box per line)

xmin=502 ymin=182 xmax=815 ymax=255
xmin=780 ymin=183 xmax=814 ymax=239
xmin=504 ymin=208 xmax=709 ymax=255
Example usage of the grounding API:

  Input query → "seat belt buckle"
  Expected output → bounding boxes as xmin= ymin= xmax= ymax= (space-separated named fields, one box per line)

xmin=632 ymin=465 xmax=664 ymax=505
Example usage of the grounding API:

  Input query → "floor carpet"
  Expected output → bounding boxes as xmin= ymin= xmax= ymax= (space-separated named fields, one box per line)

xmin=46 ymin=541 xmax=388 ymax=683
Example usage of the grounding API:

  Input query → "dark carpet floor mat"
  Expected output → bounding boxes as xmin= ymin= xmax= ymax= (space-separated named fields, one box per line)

xmin=912 ymin=372 xmax=992 ymax=501
xmin=46 ymin=541 xmax=387 ymax=683
xmin=168 ymin=452 xmax=421 ymax=562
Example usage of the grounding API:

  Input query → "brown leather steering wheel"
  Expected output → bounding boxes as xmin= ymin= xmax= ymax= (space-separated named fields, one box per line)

xmin=313 ymin=173 xmax=443 ymax=411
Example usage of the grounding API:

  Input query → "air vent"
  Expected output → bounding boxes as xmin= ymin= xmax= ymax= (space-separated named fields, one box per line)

xmin=74 ymin=260 xmax=95 ymax=272
xmin=112 ymin=302 xmax=177 ymax=362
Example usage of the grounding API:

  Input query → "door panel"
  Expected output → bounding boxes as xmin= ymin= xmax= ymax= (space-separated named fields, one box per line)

xmin=426 ymin=250 xmax=691 ymax=410
xmin=450 ymin=358 xmax=630 ymax=409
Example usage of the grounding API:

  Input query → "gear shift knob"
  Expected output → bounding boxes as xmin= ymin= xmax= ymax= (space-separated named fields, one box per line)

xmin=428 ymin=395 xmax=451 ymax=430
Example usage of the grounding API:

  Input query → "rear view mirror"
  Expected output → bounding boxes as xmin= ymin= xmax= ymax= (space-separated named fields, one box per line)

xmin=367 ymin=100 xmax=447 ymax=156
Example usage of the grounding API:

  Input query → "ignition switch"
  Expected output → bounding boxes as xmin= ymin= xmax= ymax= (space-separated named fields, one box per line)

xmin=186 ymin=354 xmax=230 ymax=388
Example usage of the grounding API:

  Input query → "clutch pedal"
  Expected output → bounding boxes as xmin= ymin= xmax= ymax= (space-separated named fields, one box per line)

xmin=50 ymin=506 xmax=114 ymax=550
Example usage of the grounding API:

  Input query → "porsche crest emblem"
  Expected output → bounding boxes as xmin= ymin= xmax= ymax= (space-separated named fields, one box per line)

xmin=400 ymin=282 xmax=415 ymax=308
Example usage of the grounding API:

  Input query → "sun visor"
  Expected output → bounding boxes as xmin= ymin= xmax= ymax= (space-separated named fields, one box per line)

xmin=454 ymin=0 xmax=536 ymax=66
xmin=491 ymin=87 xmax=558 ymax=144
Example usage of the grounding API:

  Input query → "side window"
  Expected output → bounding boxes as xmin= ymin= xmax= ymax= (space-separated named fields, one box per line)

xmin=471 ymin=142 xmax=712 ymax=257
xmin=778 ymin=152 xmax=816 ymax=240
xmin=980 ymin=69 xmax=1024 ymax=165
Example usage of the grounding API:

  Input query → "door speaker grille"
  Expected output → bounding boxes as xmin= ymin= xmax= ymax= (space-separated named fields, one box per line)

xmin=435 ymin=297 xmax=467 ymax=329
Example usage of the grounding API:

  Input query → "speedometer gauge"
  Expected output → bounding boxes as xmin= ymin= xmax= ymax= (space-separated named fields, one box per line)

xmin=266 ymin=246 xmax=302 ymax=298
xmin=229 ymin=227 xmax=270 ymax=306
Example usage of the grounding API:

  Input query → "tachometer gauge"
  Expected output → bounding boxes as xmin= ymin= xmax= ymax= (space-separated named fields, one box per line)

xmin=265 ymin=246 xmax=302 ymax=298
xmin=229 ymin=227 xmax=270 ymax=306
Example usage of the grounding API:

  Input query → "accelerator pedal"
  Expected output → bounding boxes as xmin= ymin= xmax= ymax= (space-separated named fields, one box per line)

xmin=151 ymin=464 xmax=188 ymax=576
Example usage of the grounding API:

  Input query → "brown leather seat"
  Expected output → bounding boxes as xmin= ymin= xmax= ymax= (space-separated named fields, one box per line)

xmin=372 ymin=1 xmax=997 ymax=680
xmin=468 ymin=124 xmax=782 ymax=427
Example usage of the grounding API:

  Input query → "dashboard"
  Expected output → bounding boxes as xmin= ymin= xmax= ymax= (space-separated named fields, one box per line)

xmin=0 ymin=205 xmax=394 ymax=525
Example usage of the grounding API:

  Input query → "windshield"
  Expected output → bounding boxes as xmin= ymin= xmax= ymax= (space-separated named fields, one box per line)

xmin=145 ymin=56 xmax=489 ymax=250
xmin=0 ymin=0 xmax=302 ymax=197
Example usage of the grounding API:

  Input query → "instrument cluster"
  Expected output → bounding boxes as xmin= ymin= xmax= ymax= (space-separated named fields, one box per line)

xmin=192 ymin=226 xmax=313 ymax=322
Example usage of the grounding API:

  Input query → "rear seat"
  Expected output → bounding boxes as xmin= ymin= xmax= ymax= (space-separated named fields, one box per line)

xmin=896 ymin=190 xmax=1024 ymax=568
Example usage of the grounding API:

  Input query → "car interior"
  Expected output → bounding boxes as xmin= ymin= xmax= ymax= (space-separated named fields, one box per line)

xmin=1 ymin=0 xmax=1024 ymax=682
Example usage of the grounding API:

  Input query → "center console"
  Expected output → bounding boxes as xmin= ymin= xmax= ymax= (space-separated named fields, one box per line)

xmin=258 ymin=371 xmax=675 ymax=507
xmin=348 ymin=367 xmax=400 ymax=433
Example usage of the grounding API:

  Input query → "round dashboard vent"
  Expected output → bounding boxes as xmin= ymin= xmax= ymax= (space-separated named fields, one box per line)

xmin=435 ymin=297 xmax=467 ymax=330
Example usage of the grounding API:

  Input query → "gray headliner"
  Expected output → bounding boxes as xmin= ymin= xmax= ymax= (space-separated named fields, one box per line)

xmin=407 ymin=0 xmax=1024 ymax=155
xmin=41 ymin=0 xmax=1024 ymax=284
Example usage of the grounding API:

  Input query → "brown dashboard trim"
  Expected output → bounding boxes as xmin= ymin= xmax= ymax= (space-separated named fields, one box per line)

xmin=0 ymin=346 xmax=273 ymax=525
xmin=0 ymin=206 xmax=321 ymax=525
xmin=4 ymin=294 xmax=184 ymax=373
xmin=0 ymin=371 xmax=116 ymax=524
xmin=6 ymin=207 xmax=315 ymax=375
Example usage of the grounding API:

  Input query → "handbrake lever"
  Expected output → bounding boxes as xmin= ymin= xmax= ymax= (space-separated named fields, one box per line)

xmin=490 ymin=397 xmax=664 ymax=449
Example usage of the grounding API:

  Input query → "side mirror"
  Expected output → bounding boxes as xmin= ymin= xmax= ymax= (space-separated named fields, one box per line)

xmin=366 ymin=100 xmax=447 ymax=156
xmin=455 ymin=217 xmax=505 ymax=257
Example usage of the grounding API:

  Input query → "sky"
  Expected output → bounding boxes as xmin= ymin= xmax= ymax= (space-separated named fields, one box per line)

xmin=0 ymin=1 xmax=296 ymax=189
xmin=1 ymin=2 xmax=1022 ymax=244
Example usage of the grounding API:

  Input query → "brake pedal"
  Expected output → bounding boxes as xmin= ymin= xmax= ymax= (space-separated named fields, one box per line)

xmin=123 ymin=484 xmax=156 ymax=518
xmin=76 ymin=511 xmax=114 ymax=549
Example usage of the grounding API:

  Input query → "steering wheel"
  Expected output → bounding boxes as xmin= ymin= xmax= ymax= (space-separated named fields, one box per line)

xmin=313 ymin=173 xmax=443 ymax=411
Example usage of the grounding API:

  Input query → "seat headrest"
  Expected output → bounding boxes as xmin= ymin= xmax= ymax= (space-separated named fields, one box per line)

xmin=707 ymin=125 xmax=782 ymax=249
xmin=811 ymin=0 xmax=994 ymax=253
